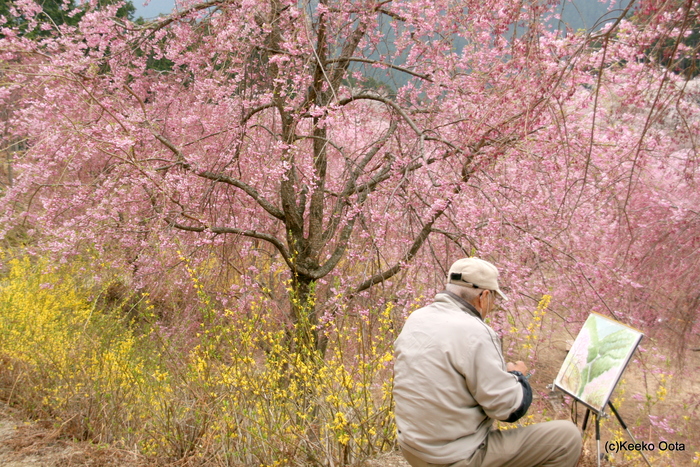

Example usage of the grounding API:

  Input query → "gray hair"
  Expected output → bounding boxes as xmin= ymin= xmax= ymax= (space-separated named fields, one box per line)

xmin=445 ymin=283 xmax=484 ymax=304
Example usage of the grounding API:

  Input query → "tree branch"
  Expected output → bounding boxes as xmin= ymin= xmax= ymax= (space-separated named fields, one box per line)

xmin=326 ymin=57 xmax=433 ymax=82
xmin=329 ymin=21 xmax=368 ymax=91
xmin=167 ymin=219 xmax=317 ymax=276
xmin=353 ymin=196 xmax=453 ymax=293
xmin=430 ymin=228 xmax=478 ymax=254
xmin=151 ymin=133 xmax=285 ymax=220
xmin=242 ymin=102 xmax=277 ymax=124
xmin=377 ymin=7 xmax=406 ymax=22
xmin=339 ymin=94 xmax=424 ymax=135
xmin=132 ymin=0 xmax=230 ymax=32
xmin=197 ymin=170 xmax=285 ymax=220
xmin=323 ymin=122 xmax=397 ymax=243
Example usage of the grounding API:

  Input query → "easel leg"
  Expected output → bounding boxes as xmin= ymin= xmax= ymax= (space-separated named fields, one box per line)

xmin=580 ymin=409 xmax=601 ymax=466
xmin=608 ymin=402 xmax=652 ymax=467
xmin=596 ymin=414 xmax=601 ymax=467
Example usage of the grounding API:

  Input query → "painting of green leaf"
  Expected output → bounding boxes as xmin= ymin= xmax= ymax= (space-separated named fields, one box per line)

xmin=555 ymin=313 xmax=643 ymax=414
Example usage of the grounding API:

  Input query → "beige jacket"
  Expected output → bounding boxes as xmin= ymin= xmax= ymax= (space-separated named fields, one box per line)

xmin=393 ymin=292 xmax=526 ymax=464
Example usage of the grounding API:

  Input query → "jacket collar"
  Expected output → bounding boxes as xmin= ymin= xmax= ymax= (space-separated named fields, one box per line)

xmin=437 ymin=290 xmax=483 ymax=320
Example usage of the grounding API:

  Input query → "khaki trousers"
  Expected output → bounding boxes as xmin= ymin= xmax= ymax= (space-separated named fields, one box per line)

xmin=401 ymin=420 xmax=582 ymax=467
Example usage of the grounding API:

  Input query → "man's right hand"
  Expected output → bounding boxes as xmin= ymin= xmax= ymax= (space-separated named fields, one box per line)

xmin=507 ymin=360 xmax=529 ymax=374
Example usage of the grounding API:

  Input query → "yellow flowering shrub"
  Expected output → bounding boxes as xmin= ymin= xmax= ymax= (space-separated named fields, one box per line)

xmin=0 ymin=254 xmax=398 ymax=465
xmin=150 ymin=297 xmax=397 ymax=465
xmin=0 ymin=256 xmax=166 ymax=444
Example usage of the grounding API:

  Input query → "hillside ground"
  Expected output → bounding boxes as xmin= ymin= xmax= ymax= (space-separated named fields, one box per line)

xmin=1 ymin=324 xmax=697 ymax=467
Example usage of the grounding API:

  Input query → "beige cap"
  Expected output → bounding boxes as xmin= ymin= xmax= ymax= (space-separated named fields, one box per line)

xmin=447 ymin=257 xmax=508 ymax=300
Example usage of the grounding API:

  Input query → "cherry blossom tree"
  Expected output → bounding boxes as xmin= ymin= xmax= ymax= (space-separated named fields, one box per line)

xmin=1 ymin=0 xmax=697 ymax=355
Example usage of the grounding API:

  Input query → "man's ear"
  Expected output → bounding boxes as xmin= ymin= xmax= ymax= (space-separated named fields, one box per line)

xmin=478 ymin=289 xmax=491 ymax=313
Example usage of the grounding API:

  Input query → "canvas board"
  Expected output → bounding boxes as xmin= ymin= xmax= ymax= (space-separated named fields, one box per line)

xmin=554 ymin=312 xmax=643 ymax=415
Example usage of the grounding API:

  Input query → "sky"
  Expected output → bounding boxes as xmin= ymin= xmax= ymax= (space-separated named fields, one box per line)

xmin=132 ymin=0 xmax=177 ymax=20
